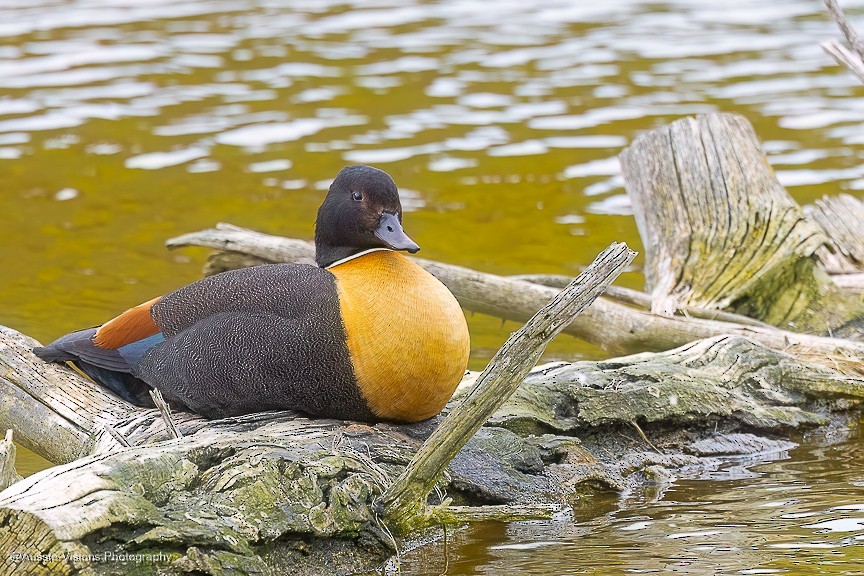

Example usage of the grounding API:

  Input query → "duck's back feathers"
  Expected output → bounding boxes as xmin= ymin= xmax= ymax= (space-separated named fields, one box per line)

xmin=35 ymin=263 xmax=373 ymax=419
xmin=150 ymin=264 xmax=333 ymax=336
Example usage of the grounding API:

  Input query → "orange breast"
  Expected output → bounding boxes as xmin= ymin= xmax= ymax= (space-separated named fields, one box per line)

xmin=329 ymin=250 xmax=470 ymax=422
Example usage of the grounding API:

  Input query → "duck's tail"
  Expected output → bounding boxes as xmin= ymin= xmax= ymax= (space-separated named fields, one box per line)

xmin=34 ymin=328 xmax=160 ymax=407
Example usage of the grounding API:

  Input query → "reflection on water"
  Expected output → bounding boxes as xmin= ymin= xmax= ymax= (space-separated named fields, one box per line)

xmin=2 ymin=0 xmax=864 ymax=572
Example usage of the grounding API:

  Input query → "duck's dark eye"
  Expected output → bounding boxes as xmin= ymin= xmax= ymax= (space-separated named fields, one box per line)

xmin=352 ymin=191 xmax=362 ymax=201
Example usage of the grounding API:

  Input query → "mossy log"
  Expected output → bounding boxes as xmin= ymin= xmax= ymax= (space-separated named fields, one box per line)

xmin=618 ymin=112 xmax=864 ymax=333
xmin=3 ymin=322 xmax=864 ymax=575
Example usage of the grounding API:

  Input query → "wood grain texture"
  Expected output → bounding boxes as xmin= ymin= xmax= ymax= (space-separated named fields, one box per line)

xmin=808 ymin=194 xmax=864 ymax=274
xmin=619 ymin=113 xmax=863 ymax=333
xmin=0 ymin=325 xmax=212 ymax=464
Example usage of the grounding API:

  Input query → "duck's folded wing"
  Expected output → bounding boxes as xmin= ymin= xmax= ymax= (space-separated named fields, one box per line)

xmin=134 ymin=310 xmax=370 ymax=420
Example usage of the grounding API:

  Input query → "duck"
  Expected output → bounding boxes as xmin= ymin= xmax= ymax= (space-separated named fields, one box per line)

xmin=34 ymin=165 xmax=471 ymax=423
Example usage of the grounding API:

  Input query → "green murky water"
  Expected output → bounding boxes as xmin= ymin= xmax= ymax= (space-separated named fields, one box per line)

xmin=3 ymin=0 xmax=864 ymax=572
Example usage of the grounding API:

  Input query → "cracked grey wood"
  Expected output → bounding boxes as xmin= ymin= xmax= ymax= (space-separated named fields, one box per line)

xmin=0 ymin=325 xmax=215 ymax=464
xmin=808 ymin=194 xmax=864 ymax=274
xmin=618 ymin=113 xmax=864 ymax=333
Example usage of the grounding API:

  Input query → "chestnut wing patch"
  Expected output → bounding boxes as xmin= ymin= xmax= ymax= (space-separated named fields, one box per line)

xmin=93 ymin=296 xmax=162 ymax=350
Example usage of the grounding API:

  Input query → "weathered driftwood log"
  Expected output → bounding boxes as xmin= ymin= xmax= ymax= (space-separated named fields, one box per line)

xmin=618 ymin=112 xmax=864 ymax=333
xmin=167 ymin=225 xmax=864 ymax=372
xmin=513 ymin=278 xmax=773 ymax=327
xmin=0 ymin=325 xmax=215 ymax=465
xmin=3 ymin=324 xmax=864 ymax=575
xmin=0 ymin=245 xmax=634 ymax=574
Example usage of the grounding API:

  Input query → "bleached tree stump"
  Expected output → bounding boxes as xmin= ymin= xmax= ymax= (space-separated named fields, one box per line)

xmin=618 ymin=113 xmax=864 ymax=333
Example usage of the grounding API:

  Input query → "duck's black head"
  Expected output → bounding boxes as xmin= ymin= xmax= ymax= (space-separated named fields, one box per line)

xmin=314 ymin=165 xmax=420 ymax=268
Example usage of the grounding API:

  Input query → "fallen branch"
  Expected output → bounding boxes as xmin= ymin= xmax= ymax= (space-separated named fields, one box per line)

xmin=376 ymin=242 xmax=636 ymax=533
xmin=822 ymin=0 xmax=864 ymax=84
xmin=167 ymin=226 xmax=864 ymax=372
xmin=512 ymin=275 xmax=773 ymax=328
xmin=150 ymin=389 xmax=183 ymax=440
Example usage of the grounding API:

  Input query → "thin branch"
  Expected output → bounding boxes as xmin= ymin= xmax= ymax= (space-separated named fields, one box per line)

xmin=104 ymin=425 xmax=132 ymax=448
xmin=512 ymin=274 xmax=772 ymax=328
xmin=825 ymin=0 xmax=864 ymax=60
xmin=823 ymin=0 xmax=864 ymax=83
xmin=149 ymin=389 xmax=183 ymax=440
xmin=375 ymin=242 xmax=636 ymax=533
